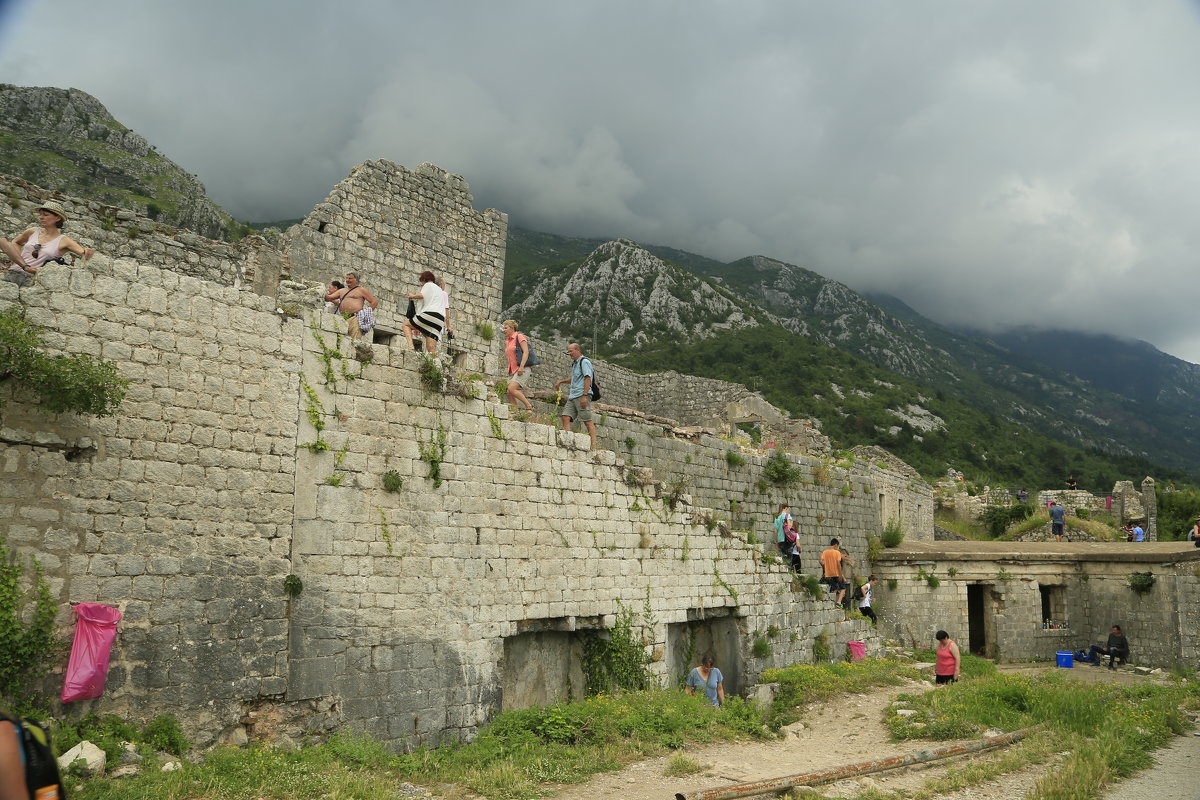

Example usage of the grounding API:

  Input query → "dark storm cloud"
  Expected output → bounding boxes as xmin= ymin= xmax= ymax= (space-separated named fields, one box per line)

xmin=3 ymin=0 xmax=1200 ymax=362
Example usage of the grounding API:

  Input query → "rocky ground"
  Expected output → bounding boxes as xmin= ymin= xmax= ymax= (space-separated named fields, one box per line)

xmin=544 ymin=663 xmax=1194 ymax=800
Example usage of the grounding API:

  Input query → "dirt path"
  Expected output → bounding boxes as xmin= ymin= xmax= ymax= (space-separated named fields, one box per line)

xmin=550 ymin=677 xmax=946 ymax=800
xmin=1101 ymin=732 xmax=1200 ymax=800
xmin=547 ymin=665 xmax=1185 ymax=800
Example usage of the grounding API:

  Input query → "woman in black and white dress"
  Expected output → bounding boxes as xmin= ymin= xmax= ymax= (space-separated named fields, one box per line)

xmin=404 ymin=270 xmax=447 ymax=356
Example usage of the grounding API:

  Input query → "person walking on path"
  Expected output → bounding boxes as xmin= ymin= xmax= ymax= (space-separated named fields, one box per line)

xmin=1049 ymin=501 xmax=1066 ymax=542
xmin=934 ymin=630 xmax=960 ymax=684
xmin=554 ymin=342 xmax=597 ymax=450
xmin=820 ymin=538 xmax=847 ymax=605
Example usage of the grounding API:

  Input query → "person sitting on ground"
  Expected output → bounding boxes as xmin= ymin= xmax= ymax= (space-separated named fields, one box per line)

xmin=404 ymin=270 xmax=446 ymax=356
xmin=1088 ymin=624 xmax=1129 ymax=670
xmin=501 ymin=319 xmax=535 ymax=413
xmin=325 ymin=272 xmax=379 ymax=340
xmin=857 ymin=574 xmax=878 ymax=624
xmin=820 ymin=538 xmax=847 ymax=605
xmin=1 ymin=201 xmax=95 ymax=275
xmin=934 ymin=630 xmax=961 ymax=684
xmin=685 ymin=654 xmax=724 ymax=708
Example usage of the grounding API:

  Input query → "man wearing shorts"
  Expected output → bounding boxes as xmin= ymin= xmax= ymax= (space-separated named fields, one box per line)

xmin=554 ymin=342 xmax=597 ymax=450
xmin=1049 ymin=501 xmax=1066 ymax=542
xmin=820 ymin=538 xmax=847 ymax=605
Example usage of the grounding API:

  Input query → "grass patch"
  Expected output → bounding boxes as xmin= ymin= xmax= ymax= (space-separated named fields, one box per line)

xmin=662 ymin=751 xmax=706 ymax=777
xmin=1070 ymin=516 xmax=1123 ymax=541
xmin=933 ymin=510 xmax=990 ymax=540
xmin=909 ymin=649 xmax=996 ymax=680
xmin=910 ymin=728 xmax=1059 ymax=799
xmin=885 ymin=670 xmax=1198 ymax=800
xmin=996 ymin=510 xmax=1123 ymax=542
xmin=761 ymin=658 xmax=924 ymax=728
xmin=1001 ymin=510 xmax=1051 ymax=540
xmin=71 ymin=691 xmax=775 ymax=800
xmin=881 ymin=517 xmax=905 ymax=547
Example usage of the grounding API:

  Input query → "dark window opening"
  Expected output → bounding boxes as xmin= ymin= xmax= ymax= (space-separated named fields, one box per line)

xmin=1039 ymin=584 xmax=1065 ymax=625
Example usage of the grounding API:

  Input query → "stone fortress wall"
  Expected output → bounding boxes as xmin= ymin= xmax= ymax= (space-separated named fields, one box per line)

xmin=875 ymin=544 xmax=1200 ymax=669
xmin=938 ymin=476 xmax=1158 ymax=541
xmin=1 ymin=165 xmax=931 ymax=748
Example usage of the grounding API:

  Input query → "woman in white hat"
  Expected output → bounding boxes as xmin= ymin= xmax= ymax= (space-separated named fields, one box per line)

xmin=1 ymin=200 xmax=95 ymax=275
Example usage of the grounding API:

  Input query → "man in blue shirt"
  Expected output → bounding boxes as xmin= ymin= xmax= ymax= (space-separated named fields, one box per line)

xmin=1132 ymin=523 xmax=1144 ymax=542
xmin=1049 ymin=501 xmax=1066 ymax=542
xmin=554 ymin=342 xmax=597 ymax=450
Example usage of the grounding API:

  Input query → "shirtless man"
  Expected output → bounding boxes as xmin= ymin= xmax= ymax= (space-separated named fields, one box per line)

xmin=324 ymin=272 xmax=379 ymax=340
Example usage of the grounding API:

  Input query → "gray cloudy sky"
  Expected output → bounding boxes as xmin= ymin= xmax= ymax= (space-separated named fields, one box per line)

xmin=3 ymin=0 xmax=1200 ymax=363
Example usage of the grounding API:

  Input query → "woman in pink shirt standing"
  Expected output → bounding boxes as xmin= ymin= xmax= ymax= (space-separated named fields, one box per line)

xmin=934 ymin=630 xmax=961 ymax=685
xmin=501 ymin=320 xmax=535 ymax=413
xmin=1 ymin=201 xmax=94 ymax=275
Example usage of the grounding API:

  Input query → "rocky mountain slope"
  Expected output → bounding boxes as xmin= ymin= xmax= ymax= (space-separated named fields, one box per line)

xmin=0 ymin=84 xmax=236 ymax=239
xmin=504 ymin=239 xmax=761 ymax=353
xmin=505 ymin=232 xmax=1200 ymax=479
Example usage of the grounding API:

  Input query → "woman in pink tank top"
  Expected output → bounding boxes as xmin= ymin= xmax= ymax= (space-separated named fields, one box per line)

xmin=934 ymin=630 xmax=960 ymax=685
xmin=1 ymin=200 xmax=95 ymax=275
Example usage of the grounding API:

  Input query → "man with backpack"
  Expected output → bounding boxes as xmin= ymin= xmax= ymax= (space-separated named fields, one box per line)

xmin=856 ymin=574 xmax=878 ymax=624
xmin=1 ymin=713 xmax=66 ymax=799
xmin=554 ymin=342 xmax=598 ymax=451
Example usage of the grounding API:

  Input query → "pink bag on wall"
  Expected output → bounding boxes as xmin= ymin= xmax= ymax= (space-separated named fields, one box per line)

xmin=62 ymin=603 xmax=122 ymax=703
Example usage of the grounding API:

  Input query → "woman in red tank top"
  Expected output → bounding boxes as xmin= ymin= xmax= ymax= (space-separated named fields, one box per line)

xmin=934 ymin=630 xmax=960 ymax=685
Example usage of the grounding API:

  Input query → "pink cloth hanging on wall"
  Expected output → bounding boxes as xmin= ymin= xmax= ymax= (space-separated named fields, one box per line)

xmin=61 ymin=603 xmax=122 ymax=703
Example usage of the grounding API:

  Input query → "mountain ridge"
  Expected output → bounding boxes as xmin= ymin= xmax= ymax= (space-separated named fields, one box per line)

xmin=504 ymin=229 xmax=1199 ymax=481
xmin=0 ymin=84 xmax=240 ymax=239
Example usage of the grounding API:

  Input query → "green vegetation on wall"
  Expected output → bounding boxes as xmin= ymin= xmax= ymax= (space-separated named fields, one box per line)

xmin=0 ymin=537 xmax=59 ymax=711
xmin=0 ymin=306 xmax=127 ymax=417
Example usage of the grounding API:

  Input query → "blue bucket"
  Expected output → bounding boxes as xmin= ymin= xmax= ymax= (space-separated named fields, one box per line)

xmin=1056 ymin=651 xmax=1073 ymax=668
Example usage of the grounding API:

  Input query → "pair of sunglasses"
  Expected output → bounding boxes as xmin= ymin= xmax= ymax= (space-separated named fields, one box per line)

xmin=31 ymin=243 xmax=41 ymax=258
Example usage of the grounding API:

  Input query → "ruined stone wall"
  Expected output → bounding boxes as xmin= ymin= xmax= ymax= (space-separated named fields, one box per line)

xmin=1 ymin=257 xmax=299 ymax=736
xmin=2 ymin=166 xmax=934 ymax=750
xmin=874 ymin=547 xmax=1200 ymax=668
xmin=512 ymin=337 xmax=829 ymax=455
xmin=282 ymin=160 xmax=507 ymax=373
xmin=285 ymin=314 xmax=880 ymax=746
xmin=1 ymin=174 xmax=254 ymax=288
xmin=1 ymin=263 xmax=902 ymax=750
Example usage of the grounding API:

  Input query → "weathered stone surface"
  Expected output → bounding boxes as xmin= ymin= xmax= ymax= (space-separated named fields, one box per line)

xmin=58 ymin=740 xmax=106 ymax=775
xmin=0 ymin=167 xmax=935 ymax=751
